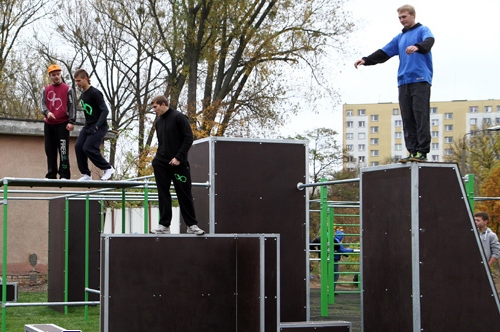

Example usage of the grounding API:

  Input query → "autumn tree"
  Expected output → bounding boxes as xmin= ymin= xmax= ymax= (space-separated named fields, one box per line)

xmin=0 ymin=0 xmax=49 ymax=117
xmin=475 ymin=165 xmax=500 ymax=235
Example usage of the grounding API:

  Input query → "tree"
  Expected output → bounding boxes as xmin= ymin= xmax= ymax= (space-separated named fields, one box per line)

xmin=0 ymin=0 xmax=49 ymax=117
xmin=475 ymin=165 xmax=500 ymax=235
xmin=288 ymin=127 xmax=344 ymax=197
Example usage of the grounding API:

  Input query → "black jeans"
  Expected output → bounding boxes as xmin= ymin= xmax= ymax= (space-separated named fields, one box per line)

xmin=398 ymin=82 xmax=431 ymax=154
xmin=44 ymin=122 xmax=70 ymax=179
xmin=152 ymin=158 xmax=198 ymax=227
xmin=75 ymin=125 xmax=111 ymax=175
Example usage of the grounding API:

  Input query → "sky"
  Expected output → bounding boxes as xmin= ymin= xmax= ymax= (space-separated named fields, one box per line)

xmin=279 ymin=0 xmax=500 ymax=137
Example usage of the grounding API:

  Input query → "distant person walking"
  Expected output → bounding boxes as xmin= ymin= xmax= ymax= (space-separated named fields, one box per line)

xmin=354 ymin=4 xmax=434 ymax=163
xmin=474 ymin=211 xmax=500 ymax=268
xmin=41 ymin=64 xmax=77 ymax=179
xmin=73 ymin=69 xmax=115 ymax=181
xmin=149 ymin=95 xmax=205 ymax=235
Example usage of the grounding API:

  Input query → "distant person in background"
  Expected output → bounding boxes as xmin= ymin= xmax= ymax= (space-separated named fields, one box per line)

xmin=474 ymin=211 xmax=500 ymax=268
xmin=73 ymin=69 xmax=115 ymax=181
xmin=334 ymin=229 xmax=354 ymax=290
xmin=354 ymin=4 xmax=434 ymax=163
xmin=41 ymin=64 xmax=76 ymax=179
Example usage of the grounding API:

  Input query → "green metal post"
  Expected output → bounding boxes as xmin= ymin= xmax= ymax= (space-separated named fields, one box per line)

xmin=319 ymin=179 xmax=329 ymax=317
xmin=122 ymin=189 xmax=126 ymax=233
xmin=84 ymin=195 xmax=90 ymax=320
xmin=465 ymin=174 xmax=475 ymax=213
xmin=144 ymin=180 xmax=150 ymax=234
xmin=64 ymin=198 xmax=70 ymax=314
xmin=2 ymin=179 xmax=8 ymax=332
xmin=328 ymin=206 xmax=336 ymax=304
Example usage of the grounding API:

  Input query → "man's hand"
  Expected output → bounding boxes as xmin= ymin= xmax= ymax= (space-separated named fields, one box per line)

xmin=47 ymin=111 xmax=56 ymax=120
xmin=354 ymin=59 xmax=365 ymax=68
xmin=406 ymin=45 xmax=418 ymax=55
xmin=169 ymin=157 xmax=180 ymax=166
xmin=66 ymin=123 xmax=74 ymax=131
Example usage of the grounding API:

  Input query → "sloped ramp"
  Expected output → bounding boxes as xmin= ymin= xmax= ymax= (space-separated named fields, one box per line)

xmin=361 ymin=163 xmax=500 ymax=331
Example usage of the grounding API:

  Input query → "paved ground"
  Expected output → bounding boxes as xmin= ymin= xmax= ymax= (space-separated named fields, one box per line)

xmin=310 ymin=287 xmax=361 ymax=332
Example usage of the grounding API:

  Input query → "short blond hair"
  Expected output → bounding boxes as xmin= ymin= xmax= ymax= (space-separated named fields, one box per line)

xmin=397 ymin=4 xmax=415 ymax=16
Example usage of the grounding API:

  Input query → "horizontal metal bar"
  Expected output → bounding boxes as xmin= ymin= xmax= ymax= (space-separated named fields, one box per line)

xmin=4 ymin=301 xmax=100 ymax=307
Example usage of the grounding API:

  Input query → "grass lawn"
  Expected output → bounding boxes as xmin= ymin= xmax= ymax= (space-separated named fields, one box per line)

xmin=1 ymin=292 xmax=100 ymax=332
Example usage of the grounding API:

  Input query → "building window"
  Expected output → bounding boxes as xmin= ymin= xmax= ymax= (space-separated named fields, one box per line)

xmin=346 ymin=133 xmax=353 ymax=140
xmin=445 ymin=112 xmax=453 ymax=119
xmin=358 ymin=144 xmax=365 ymax=151
xmin=431 ymin=119 xmax=439 ymax=126
xmin=445 ymin=149 xmax=453 ymax=156
xmin=346 ymin=145 xmax=353 ymax=151
xmin=395 ymin=120 xmax=402 ymax=127
xmin=347 ymin=121 xmax=353 ymax=128
xmin=431 ymin=155 xmax=439 ymax=162
xmin=371 ymin=126 xmax=379 ymax=133
xmin=469 ymin=106 xmax=478 ymax=113
xmin=370 ymin=138 xmax=379 ymax=145
xmin=445 ymin=136 xmax=453 ymax=143
xmin=395 ymin=132 xmax=402 ymax=138
xmin=483 ymin=118 xmax=491 ymax=124
xmin=371 ymin=114 xmax=379 ymax=121
xmin=358 ymin=121 xmax=365 ymax=128
xmin=346 ymin=156 xmax=355 ymax=162
xmin=370 ymin=150 xmax=379 ymax=157
xmin=359 ymin=156 xmax=365 ymax=162
xmin=470 ymin=118 xmax=477 ymax=125
xmin=371 ymin=162 xmax=379 ymax=166
xmin=485 ymin=106 xmax=492 ymax=113
xmin=395 ymin=144 xmax=402 ymax=151
xmin=496 ymin=118 xmax=500 ymax=125
xmin=430 ymin=107 xmax=438 ymax=114
xmin=393 ymin=108 xmax=399 ymax=115
xmin=432 ymin=143 xmax=439 ymax=150
xmin=358 ymin=132 xmax=366 ymax=140
xmin=497 ymin=105 xmax=500 ymax=112
xmin=346 ymin=110 xmax=353 ymax=116
xmin=432 ymin=131 xmax=439 ymax=138
xmin=358 ymin=109 xmax=366 ymax=116
xmin=445 ymin=125 xmax=453 ymax=131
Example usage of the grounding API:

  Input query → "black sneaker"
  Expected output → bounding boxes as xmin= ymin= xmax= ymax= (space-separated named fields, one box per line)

xmin=409 ymin=152 xmax=427 ymax=162
xmin=399 ymin=154 xmax=414 ymax=163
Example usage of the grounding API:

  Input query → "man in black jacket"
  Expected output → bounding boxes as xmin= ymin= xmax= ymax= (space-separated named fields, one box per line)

xmin=150 ymin=95 xmax=205 ymax=235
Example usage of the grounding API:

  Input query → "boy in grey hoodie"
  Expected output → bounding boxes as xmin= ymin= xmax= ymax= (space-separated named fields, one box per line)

xmin=474 ymin=211 xmax=500 ymax=267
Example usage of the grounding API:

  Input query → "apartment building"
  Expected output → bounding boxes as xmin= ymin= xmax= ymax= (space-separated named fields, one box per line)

xmin=343 ymin=99 xmax=500 ymax=169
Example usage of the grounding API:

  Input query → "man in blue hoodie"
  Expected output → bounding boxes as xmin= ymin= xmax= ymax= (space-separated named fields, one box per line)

xmin=354 ymin=4 xmax=434 ymax=163
xmin=334 ymin=229 xmax=354 ymax=290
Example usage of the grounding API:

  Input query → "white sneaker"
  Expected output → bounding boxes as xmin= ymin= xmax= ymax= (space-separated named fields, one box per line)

xmin=78 ymin=174 xmax=92 ymax=181
xmin=187 ymin=225 xmax=205 ymax=235
xmin=101 ymin=167 xmax=115 ymax=181
xmin=150 ymin=225 xmax=170 ymax=234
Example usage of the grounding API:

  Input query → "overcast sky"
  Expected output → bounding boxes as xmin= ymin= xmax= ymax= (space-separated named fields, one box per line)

xmin=279 ymin=0 xmax=500 ymax=137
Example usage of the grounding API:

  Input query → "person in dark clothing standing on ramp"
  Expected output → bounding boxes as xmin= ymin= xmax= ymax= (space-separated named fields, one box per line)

xmin=150 ymin=95 xmax=205 ymax=235
xmin=354 ymin=4 xmax=435 ymax=163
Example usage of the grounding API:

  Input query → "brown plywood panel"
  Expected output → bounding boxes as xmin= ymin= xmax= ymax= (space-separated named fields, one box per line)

xmin=48 ymin=199 xmax=100 ymax=312
xmin=48 ymin=198 xmax=66 ymax=312
xmin=418 ymin=166 xmax=500 ymax=331
xmin=212 ymin=140 xmax=307 ymax=322
xmin=188 ymin=140 xmax=210 ymax=233
xmin=101 ymin=235 xmax=275 ymax=332
xmin=361 ymin=167 xmax=413 ymax=331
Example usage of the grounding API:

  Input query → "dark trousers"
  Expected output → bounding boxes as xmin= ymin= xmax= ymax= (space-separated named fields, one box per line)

xmin=44 ymin=122 xmax=70 ymax=179
xmin=152 ymin=158 xmax=198 ymax=227
xmin=398 ymin=82 xmax=431 ymax=154
xmin=75 ymin=125 xmax=111 ymax=175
